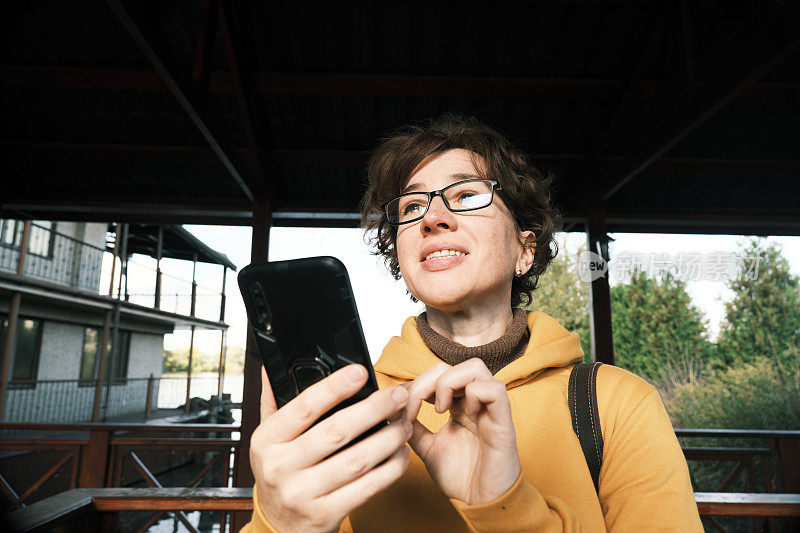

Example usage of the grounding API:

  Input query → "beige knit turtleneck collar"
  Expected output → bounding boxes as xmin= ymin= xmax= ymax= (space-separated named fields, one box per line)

xmin=415 ymin=307 xmax=530 ymax=375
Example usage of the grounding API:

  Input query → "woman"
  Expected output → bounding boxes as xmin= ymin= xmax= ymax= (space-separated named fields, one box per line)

xmin=243 ymin=116 xmax=702 ymax=532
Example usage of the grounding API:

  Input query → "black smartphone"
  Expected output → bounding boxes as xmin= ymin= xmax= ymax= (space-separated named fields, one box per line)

xmin=238 ymin=256 xmax=384 ymax=440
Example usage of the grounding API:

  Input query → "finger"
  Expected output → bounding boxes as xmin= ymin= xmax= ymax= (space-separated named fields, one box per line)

xmin=405 ymin=362 xmax=451 ymax=422
xmin=293 ymin=385 xmax=409 ymax=467
xmin=318 ymin=444 xmax=410 ymax=513
xmin=462 ymin=380 xmax=514 ymax=427
xmin=434 ymin=358 xmax=493 ymax=413
xmin=407 ymin=418 xmax=436 ymax=460
xmin=303 ymin=416 xmax=412 ymax=495
xmin=260 ymin=366 xmax=278 ymax=422
xmin=263 ymin=364 xmax=368 ymax=443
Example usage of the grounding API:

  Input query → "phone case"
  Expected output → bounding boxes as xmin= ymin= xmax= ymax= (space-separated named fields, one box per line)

xmin=238 ymin=256 xmax=380 ymax=417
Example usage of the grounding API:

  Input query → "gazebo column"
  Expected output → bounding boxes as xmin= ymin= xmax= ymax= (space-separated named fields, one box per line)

xmin=107 ymin=223 xmax=119 ymax=297
xmin=235 ymin=199 xmax=271 ymax=507
xmin=585 ymin=209 xmax=614 ymax=365
xmin=217 ymin=266 xmax=228 ymax=400
xmin=91 ymin=310 xmax=113 ymax=422
xmin=184 ymin=325 xmax=196 ymax=413
xmin=154 ymin=225 xmax=163 ymax=309
xmin=0 ymin=220 xmax=31 ymax=421
xmin=102 ymin=223 xmax=128 ymax=422
xmin=185 ymin=254 xmax=198 ymax=413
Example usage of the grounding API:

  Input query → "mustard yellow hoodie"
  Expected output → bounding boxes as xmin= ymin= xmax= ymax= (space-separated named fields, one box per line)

xmin=244 ymin=311 xmax=702 ymax=532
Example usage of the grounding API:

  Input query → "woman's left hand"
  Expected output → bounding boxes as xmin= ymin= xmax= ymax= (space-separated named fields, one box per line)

xmin=403 ymin=358 xmax=521 ymax=505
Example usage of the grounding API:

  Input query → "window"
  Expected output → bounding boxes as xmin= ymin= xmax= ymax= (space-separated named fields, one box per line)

xmin=0 ymin=220 xmax=22 ymax=247
xmin=79 ymin=327 xmax=129 ymax=386
xmin=79 ymin=327 xmax=101 ymax=386
xmin=110 ymin=331 xmax=131 ymax=385
xmin=27 ymin=221 xmax=54 ymax=257
xmin=0 ymin=219 xmax=55 ymax=257
xmin=0 ymin=316 xmax=43 ymax=389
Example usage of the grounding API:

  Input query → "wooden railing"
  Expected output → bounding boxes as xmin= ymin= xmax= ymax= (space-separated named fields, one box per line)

xmin=676 ymin=428 xmax=800 ymax=532
xmin=1 ymin=425 xmax=798 ymax=532
xmin=0 ymin=421 xmax=239 ymax=531
xmin=675 ymin=429 xmax=800 ymax=492
xmin=5 ymin=487 xmax=800 ymax=533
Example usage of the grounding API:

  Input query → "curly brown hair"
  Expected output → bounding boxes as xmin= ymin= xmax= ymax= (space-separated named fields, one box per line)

xmin=360 ymin=114 xmax=562 ymax=307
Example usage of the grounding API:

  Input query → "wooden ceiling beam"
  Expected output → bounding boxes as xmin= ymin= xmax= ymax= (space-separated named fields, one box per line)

xmin=583 ymin=33 xmax=800 ymax=204
xmin=3 ymin=67 xmax=798 ymax=102
xmin=3 ymin=141 xmax=799 ymax=177
xmin=218 ymin=1 xmax=274 ymax=201
xmin=585 ymin=3 xmax=668 ymax=174
xmin=103 ymin=0 xmax=261 ymax=203
xmin=4 ymin=202 xmax=799 ymax=235
xmin=191 ymin=0 xmax=220 ymax=92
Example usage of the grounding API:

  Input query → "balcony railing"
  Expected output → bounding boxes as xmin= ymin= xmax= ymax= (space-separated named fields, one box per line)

xmin=0 ymin=222 xmax=104 ymax=292
xmin=1 ymin=375 xmax=239 ymax=423
xmin=0 ymin=221 xmax=227 ymax=323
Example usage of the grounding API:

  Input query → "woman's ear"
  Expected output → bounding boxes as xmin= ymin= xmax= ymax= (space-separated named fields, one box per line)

xmin=516 ymin=231 xmax=536 ymax=275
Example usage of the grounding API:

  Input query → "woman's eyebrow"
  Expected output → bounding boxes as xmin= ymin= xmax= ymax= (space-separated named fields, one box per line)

xmin=401 ymin=173 xmax=481 ymax=193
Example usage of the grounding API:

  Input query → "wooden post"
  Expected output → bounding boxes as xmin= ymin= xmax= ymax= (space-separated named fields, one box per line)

xmin=144 ymin=373 xmax=155 ymax=420
xmin=219 ymin=266 xmax=227 ymax=322
xmin=190 ymin=254 xmax=198 ymax=317
xmin=585 ymin=209 xmax=615 ymax=365
xmin=217 ymin=329 xmax=227 ymax=400
xmin=185 ymin=325 xmax=196 ymax=413
xmin=154 ymin=226 xmax=163 ymax=309
xmin=102 ymin=224 xmax=128 ymax=422
xmin=778 ymin=438 xmax=800 ymax=530
xmin=0 ymin=293 xmax=22 ymax=421
xmin=16 ymin=221 xmax=32 ymax=276
xmin=235 ymin=200 xmax=271 ymax=513
xmin=122 ymin=227 xmax=130 ymax=302
xmin=91 ymin=310 xmax=113 ymax=422
xmin=0 ymin=222 xmax=31 ymax=420
xmin=108 ymin=224 xmax=119 ymax=297
xmin=78 ymin=429 xmax=111 ymax=487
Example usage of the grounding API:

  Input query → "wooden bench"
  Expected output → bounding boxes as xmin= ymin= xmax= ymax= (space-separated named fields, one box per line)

xmin=6 ymin=488 xmax=800 ymax=532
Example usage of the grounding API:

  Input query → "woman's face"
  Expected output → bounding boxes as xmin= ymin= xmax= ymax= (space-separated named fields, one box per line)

xmin=395 ymin=149 xmax=533 ymax=312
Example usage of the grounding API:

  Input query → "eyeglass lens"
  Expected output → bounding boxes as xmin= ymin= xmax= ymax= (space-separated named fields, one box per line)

xmin=387 ymin=180 xmax=495 ymax=224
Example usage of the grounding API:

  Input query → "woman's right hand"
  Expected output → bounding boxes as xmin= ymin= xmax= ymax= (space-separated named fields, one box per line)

xmin=250 ymin=364 xmax=412 ymax=533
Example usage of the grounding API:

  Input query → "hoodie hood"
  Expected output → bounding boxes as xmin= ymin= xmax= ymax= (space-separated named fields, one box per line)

xmin=374 ymin=310 xmax=585 ymax=388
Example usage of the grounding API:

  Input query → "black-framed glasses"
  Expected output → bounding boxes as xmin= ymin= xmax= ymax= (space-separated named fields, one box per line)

xmin=382 ymin=179 xmax=502 ymax=226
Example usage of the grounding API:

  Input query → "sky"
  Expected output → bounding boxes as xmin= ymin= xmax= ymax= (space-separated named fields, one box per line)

xmin=136 ymin=225 xmax=800 ymax=364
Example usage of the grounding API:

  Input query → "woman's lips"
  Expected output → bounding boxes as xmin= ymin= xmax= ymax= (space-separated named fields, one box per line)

xmin=421 ymin=254 xmax=467 ymax=271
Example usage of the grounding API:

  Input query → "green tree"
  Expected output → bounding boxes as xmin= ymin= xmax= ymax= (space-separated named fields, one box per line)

xmin=162 ymin=347 xmax=227 ymax=374
xmin=528 ymin=240 xmax=592 ymax=359
xmin=717 ymin=238 xmax=800 ymax=366
xmin=611 ymin=270 xmax=715 ymax=381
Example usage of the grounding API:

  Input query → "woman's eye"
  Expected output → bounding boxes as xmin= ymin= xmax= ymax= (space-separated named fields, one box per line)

xmin=403 ymin=202 xmax=423 ymax=215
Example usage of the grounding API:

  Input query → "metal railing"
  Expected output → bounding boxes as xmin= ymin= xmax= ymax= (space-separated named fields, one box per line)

xmin=0 ymin=223 xmax=104 ymax=291
xmin=0 ymin=221 xmax=227 ymax=323
xmin=1 ymin=375 xmax=238 ymax=423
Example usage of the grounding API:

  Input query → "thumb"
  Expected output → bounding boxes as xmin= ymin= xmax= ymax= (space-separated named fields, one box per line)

xmin=260 ymin=366 xmax=278 ymax=421
xmin=407 ymin=419 xmax=436 ymax=461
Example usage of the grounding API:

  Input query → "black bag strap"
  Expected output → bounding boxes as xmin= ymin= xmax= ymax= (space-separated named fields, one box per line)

xmin=568 ymin=361 xmax=604 ymax=494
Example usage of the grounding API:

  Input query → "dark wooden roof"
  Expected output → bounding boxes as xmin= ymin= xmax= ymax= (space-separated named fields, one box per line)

xmin=2 ymin=1 xmax=799 ymax=235
xmin=123 ymin=224 xmax=236 ymax=269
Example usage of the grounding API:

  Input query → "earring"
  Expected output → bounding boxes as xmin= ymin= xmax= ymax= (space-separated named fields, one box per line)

xmin=515 ymin=268 xmax=523 ymax=277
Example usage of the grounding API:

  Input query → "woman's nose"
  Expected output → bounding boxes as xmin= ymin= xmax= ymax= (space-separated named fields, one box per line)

xmin=421 ymin=195 xmax=457 ymax=233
